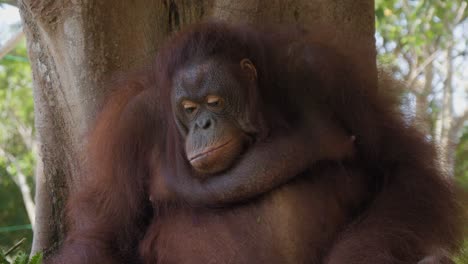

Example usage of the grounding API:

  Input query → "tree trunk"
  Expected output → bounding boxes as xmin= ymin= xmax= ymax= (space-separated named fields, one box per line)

xmin=435 ymin=44 xmax=457 ymax=176
xmin=19 ymin=0 xmax=376 ymax=255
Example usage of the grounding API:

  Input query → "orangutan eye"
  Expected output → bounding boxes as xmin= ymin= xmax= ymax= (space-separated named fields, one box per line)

xmin=182 ymin=100 xmax=198 ymax=115
xmin=185 ymin=107 xmax=196 ymax=114
xmin=206 ymin=95 xmax=224 ymax=109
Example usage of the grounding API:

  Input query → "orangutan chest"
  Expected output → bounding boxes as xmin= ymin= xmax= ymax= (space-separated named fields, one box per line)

xmin=141 ymin=178 xmax=352 ymax=264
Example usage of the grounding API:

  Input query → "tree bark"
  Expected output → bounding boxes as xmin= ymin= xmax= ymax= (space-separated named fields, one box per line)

xmin=19 ymin=0 xmax=376 ymax=255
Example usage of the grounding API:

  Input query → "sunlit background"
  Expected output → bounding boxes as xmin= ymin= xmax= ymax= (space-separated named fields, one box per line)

xmin=0 ymin=1 xmax=467 ymax=262
xmin=0 ymin=3 xmax=35 ymax=257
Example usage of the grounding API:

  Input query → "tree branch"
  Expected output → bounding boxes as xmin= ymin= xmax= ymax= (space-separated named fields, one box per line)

xmin=0 ymin=146 xmax=36 ymax=228
xmin=7 ymin=110 xmax=37 ymax=152
xmin=0 ymin=30 xmax=24 ymax=60
xmin=407 ymin=50 xmax=440 ymax=94
xmin=453 ymin=2 xmax=467 ymax=26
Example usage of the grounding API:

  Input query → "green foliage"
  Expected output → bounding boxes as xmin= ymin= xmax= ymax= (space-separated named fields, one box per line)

xmin=0 ymin=169 xmax=33 ymax=251
xmin=455 ymin=127 xmax=468 ymax=190
xmin=0 ymin=42 xmax=35 ymax=146
xmin=376 ymin=0 xmax=467 ymax=56
xmin=0 ymin=40 xmax=34 ymax=251
xmin=11 ymin=253 xmax=28 ymax=264
xmin=454 ymin=238 xmax=468 ymax=264
xmin=0 ymin=238 xmax=42 ymax=264
xmin=0 ymin=251 xmax=42 ymax=264
xmin=27 ymin=253 xmax=42 ymax=264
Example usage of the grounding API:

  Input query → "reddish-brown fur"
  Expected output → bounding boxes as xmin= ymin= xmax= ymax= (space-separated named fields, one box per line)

xmin=46 ymin=22 xmax=463 ymax=264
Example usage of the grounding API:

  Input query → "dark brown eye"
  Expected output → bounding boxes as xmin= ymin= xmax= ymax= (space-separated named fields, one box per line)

xmin=182 ymin=100 xmax=198 ymax=115
xmin=206 ymin=95 xmax=223 ymax=109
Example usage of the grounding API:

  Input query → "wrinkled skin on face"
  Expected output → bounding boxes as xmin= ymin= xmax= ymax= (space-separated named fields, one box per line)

xmin=172 ymin=58 xmax=258 ymax=176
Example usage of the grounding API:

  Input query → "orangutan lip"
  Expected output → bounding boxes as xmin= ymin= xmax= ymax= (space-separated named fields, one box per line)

xmin=189 ymin=139 xmax=232 ymax=162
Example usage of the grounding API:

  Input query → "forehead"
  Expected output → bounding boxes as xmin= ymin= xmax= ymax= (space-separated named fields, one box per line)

xmin=172 ymin=59 xmax=240 ymax=101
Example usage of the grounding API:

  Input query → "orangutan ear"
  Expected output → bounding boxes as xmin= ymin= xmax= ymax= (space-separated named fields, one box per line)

xmin=240 ymin=58 xmax=257 ymax=81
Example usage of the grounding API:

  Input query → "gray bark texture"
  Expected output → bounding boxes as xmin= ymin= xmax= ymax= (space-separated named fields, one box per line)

xmin=18 ymin=0 xmax=376 ymax=255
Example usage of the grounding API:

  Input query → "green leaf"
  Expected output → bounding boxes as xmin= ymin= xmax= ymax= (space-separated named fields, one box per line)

xmin=28 ymin=253 xmax=43 ymax=264
xmin=12 ymin=252 xmax=28 ymax=264
xmin=376 ymin=7 xmax=385 ymax=19
xmin=0 ymin=252 xmax=8 ymax=264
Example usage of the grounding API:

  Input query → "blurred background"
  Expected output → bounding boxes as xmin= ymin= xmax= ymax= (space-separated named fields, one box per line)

xmin=0 ymin=0 xmax=466 ymax=261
